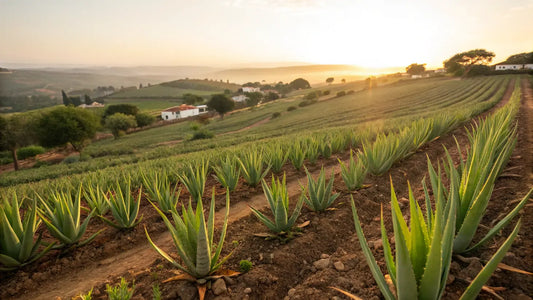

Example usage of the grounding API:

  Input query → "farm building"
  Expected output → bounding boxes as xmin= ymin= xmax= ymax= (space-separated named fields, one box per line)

xmin=161 ymin=104 xmax=208 ymax=121
xmin=232 ymin=95 xmax=247 ymax=103
xmin=495 ymin=64 xmax=533 ymax=70
xmin=242 ymin=87 xmax=261 ymax=93
xmin=78 ymin=102 xmax=104 ymax=108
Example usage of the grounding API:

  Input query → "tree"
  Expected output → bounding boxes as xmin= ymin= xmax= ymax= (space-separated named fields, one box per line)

xmin=289 ymin=78 xmax=311 ymax=90
xmin=443 ymin=49 xmax=495 ymax=76
xmin=135 ymin=112 xmax=156 ymax=127
xmin=0 ymin=115 xmax=35 ymax=170
xmin=182 ymin=93 xmax=204 ymax=105
xmin=406 ymin=63 xmax=426 ymax=75
xmin=265 ymin=92 xmax=280 ymax=102
xmin=207 ymin=94 xmax=234 ymax=119
xmin=244 ymin=92 xmax=263 ymax=107
xmin=105 ymin=113 xmax=137 ymax=139
xmin=103 ymin=104 xmax=139 ymax=119
xmin=62 ymin=90 xmax=72 ymax=106
xmin=326 ymin=77 xmax=334 ymax=84
xmin=37 ymin=106 xmax=100 ymax=153
xmin=341 ymin=78 xmax=346 ymax=84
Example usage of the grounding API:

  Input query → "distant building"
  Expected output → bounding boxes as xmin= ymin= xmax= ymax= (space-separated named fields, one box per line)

xmin=242 ymin=87 xmax=261 ymax=93
xmin=524 ymin=64 xmax=533 ymax=70
xmin=495 ymin=64 xmax=523 ymax=71
xmin=231 ymin=95 xmax=247 ymax=103
xmin=78 ymin=102 xmax=104 ymax=109
xmin=434 ymin=68 xmax=447 ymax=73
xmin=161 ymin=104 xmax=207 ymax=121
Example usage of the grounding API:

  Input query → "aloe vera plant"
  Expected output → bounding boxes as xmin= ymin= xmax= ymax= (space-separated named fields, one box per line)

xmin=301 ymin=167 xmax=339 ymax=212
xmin=288 ymin=142 xmax=305 ymax=170
xmin=339 ymin=150 xmax=367 ymax=191
xmin=238 ymin=151 xmax=270 ymax=187
xmin=141 ymin=170 xmax=180 ymax=213
xmin=305 ymin=138 xmax=320 ymax=165
xmin=268 ymin=143 xmax=289 ymax=174
xmin=213 ymin=156 xmax=241 ymax=191
xmin=361 ymin=133 xmax=398 ymax=175
xmin=178 ymin=160 xmax=208 ymax=202
xmin=37 ymin=187 xmax=101 ymax=248
xmin=0 ymin=194 xmax=54 ymax=270
xmin=349 ymin=173 xmax=524 ymax=300
xmin=251 ymin=174 xmax=303 ymax=234
xmin=351 ymin=178 xmax=457 ymax=300
xmin=145 ymin=189 xmax=231 ymax=279
xmin=83 ymin=184 xmax=110 ymax=216
xmin=101 ymin=178 xmax=143 ymax=229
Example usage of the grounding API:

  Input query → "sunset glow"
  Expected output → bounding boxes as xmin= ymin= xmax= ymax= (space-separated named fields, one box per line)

xmin=1 ymin=0 xmax=532 ymax=68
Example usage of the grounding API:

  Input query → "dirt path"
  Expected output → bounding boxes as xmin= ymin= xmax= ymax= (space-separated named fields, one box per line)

xmin=2 ymin=79 xmax=518 ymax=299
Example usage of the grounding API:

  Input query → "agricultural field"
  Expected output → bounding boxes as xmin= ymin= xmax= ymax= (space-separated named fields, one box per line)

xmin=0 ymin=75 xmax=532 ymax=300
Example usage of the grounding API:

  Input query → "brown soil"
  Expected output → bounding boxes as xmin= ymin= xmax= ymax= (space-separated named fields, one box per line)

xmin=1 ymin=79 xmax=532 ymax=300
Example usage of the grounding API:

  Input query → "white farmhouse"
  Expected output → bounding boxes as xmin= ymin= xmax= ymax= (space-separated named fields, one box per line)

xmin=231 ymin=95 xmax=247 ymax=103
xmin=78 ymin=102 xmax=105 ymax=109
xmin=161 ymin=104 xmax=207 ymax=121
xmin=495 ymin=64 xmax=523 ymax=71
xmin=524 ymin=64 xmax=533 ymax=70
xmin=242 ymin=87 xmax=261 ymax=93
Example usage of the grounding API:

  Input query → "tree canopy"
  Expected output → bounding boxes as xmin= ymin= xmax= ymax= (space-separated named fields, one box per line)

xmin=37 ymin=106 xmax=100 ymax=153
xmin=289 ymin=78 xmax=311 ymax=90
xmin=0 ymin=114 xmax=38 ymax=170
xmin=326 ymin=77 xmax=334 ymax=84
xmin=443 ymin=49 xmax=495 ymax=76
xmin=103 ymin=104 xmax=139 ymax=118
xmin=105 ymin=113 xmax=137 ymax=139
xmin=207 ymin=94 xmax=234 ymax=119
xmin=501 ymin=52 xmax=533 ymax=64
xmin=406 ymin=63 xmax=426 ymax=75
xmin=244 ymin=92 xmax=263 ymax=107
xmin=182 ymin=93 xmax=204 ymax=105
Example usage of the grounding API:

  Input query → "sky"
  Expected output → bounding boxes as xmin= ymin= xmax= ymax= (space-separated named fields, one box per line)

xmin=1 ymin=0 xmax=532 ymax=69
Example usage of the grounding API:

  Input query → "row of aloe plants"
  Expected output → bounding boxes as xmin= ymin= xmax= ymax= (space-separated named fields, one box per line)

xmin=1 ymin=76 xmax=508 ymax=200
xmin=349 ymin=81 xmax=532 ymax=299
xmin=0 ymin=78 xmax=509 ymax=272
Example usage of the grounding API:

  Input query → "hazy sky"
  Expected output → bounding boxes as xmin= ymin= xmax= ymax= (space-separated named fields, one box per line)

xmin=1 ymin=0 xmax=532 ymax=68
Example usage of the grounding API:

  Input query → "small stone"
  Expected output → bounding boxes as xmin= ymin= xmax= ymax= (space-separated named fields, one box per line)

xmin=212 ymin=278 xmax=227 ymax=296
xmin=244 ymin=287 xmax=252 ymax=294
xmin=332 ymin=297 xmax=341 ymax=300
xmin=223 ymin=276 xmax=235 ymax=285
xmin=313 ymin=258 xmax=331 ymax=270
xmin=334 ymin=261 xmax=345 ymax=272
xmin=320 ymin=253 xmax=330 ymax=259
xmin=288 ymin=288 xmax=297 ymax=297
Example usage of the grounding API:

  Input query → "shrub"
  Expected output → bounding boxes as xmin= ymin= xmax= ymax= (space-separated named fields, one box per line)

xmin=239 ymin=260 xmax=253 ymax=273
xmin=299 ymin=100 xmax=311 ymax=107
xmin=62 ymin=156 xmax=80 ymax=164
xmin=287 ymin=106 xmax=297 ymax=112
xmin=105 ymin=113 xmax=137 ymax=139
xmin=347 ymin=90 xmax=355 ymax=95
xmin=135 ymin=113 xmax=155 ymax=127
xmin=304 ymin=91 xmax=318 ymax=100
xmin=33 ymin=160 xmax=50 ymax=168
xmin=190 ymin=128 xmax=214 ymax=140
xmin=271 ymin=112 xmax=281 ymax=119
xmin=336 ymin=91 xmax=346 ymax=97
xmin=17 ymin=145 xmax=45 ymax=160
xmin=323 ymin=90 xmax=330 ymax=95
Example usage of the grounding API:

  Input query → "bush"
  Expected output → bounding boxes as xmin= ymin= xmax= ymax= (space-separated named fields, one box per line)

xmin=33 ymin=160 xmax=51 ymax=168
xmin=336 ymin=91 xmax=346 ymax=97
xmin=287 ymin=106 xmax=297 ymax=112
xmin=347 ymin=90 xmax=355 ymax=95
xmin=62 ymin=156 xmax=80 ymax=164
xmin=239 ymin=260 xmax=253 ymax=273
xmin=105 ymin=113 xmax=137 ymax=139
xmin=304 ymin=91 xmax=318 ymax=100
xmin=271 ymin=112 xmax=281 ymax=119
xmin=135 ymin=113 xmax=155 ymax=127
xmin=323 ymin=90 xmax=330 ymax=95
xmin=17 ymin=145 xmax=45 ymax=160
xmin=190 ymin=128 xmax=214 ymax=140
